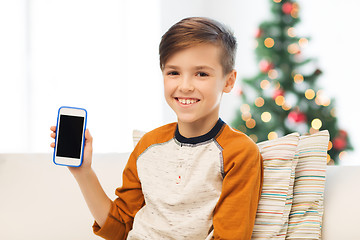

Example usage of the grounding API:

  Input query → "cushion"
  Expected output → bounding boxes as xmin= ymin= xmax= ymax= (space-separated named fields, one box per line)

xmin=133 ymin=129 xmax=146 ymax=147
xmin=286 ymin=130 xmax=329 ymax=239
xmin=252 ymin=133 xmax=299 ymax=239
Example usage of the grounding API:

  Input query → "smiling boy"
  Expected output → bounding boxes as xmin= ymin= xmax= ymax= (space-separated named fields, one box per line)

xmin=163 ymin=43 xmax=233 ymax=138
xmin=51 ymin=17 xmax=263 ymax=240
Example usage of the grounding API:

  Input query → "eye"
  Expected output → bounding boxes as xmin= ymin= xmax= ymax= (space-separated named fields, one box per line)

xmin=196 ymin=72 xmax=209 ymax=77
xmin=167 ymin=71 xmax=179 ymax=76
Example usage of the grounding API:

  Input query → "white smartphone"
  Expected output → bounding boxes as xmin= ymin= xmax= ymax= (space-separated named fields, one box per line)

xmin=53 ymin=106 xmax=87 ymax=167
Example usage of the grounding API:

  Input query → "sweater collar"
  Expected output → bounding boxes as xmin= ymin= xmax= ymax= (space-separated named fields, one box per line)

xmin=175 ymin=118 xmax=225 ymax=145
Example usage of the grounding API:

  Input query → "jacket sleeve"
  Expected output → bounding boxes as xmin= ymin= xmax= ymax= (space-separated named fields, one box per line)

xmin=213 ymin=138 xmax=263 ymax=240
xmin=92 ymin=147 xmax=145 ymax=240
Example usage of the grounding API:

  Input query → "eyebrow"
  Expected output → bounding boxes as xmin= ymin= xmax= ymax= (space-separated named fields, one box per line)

xmin=194 ymin=66 xmax=215 ymax=72
xmin=163 ymin=65 xmax=179 ymax=70
xmin=163 ymin=65 xmax=215 ymax=72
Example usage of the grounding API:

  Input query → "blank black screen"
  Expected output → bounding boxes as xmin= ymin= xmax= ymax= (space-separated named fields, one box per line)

xmin=56 ymin=115 xmax=84 ymax=159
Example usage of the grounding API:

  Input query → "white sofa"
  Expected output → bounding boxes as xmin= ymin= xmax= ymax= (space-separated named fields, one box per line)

xmin=0 ymin=153 xmax=359 ymax=240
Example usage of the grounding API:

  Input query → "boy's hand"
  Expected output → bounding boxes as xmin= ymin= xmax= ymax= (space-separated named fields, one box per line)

xmin=51 ymin=126 xmax=111 ymax=227
xmin=50 ymin=126 xmax=93 ymax=176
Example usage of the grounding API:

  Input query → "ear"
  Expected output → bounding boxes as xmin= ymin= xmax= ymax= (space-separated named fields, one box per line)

xmin=223 ymin=69 xmax=237 ymax=93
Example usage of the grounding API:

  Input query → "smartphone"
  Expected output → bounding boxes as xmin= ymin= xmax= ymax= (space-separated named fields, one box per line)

xmin=53 ymin=106 xmax=87 ymax=167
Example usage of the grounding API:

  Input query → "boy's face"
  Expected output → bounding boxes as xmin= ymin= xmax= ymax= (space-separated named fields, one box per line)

xmin=163 ymin=44 xmax=236 ymax=130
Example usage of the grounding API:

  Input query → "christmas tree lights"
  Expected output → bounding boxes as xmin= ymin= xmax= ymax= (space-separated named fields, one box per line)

xmin=232 ymin=0 xmax=353 ymax=164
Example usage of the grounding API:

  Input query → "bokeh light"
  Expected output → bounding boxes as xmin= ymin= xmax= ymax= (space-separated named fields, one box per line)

xmin=240 ymin=104 xmax=250 ymax=113
xmin=311 ymin=118 xmax=322 ymax=130
xmin=249 ymin=134 xmax=258 ymax=142
xmin=339 ymin=151 xmax=347 ymax=161
xmin=275 ymin=95 xmax=285 ymax=106
xmin=288 ymin=43 xmax=300 ymax=54
xmin=268 ymin=69 xmax=278 ymax=79
xmin=287 ymin=27 xmax=296 ymax=37
xmin=305 ymin=89 xmax=315 ymax=100
xmin=294 ymin=74 xmax=304 ymax=83
xmin=268 ymin=131 xmax=278 ymax=140
xmin=246 ymin=119 xmax=256 ymax=129
xmin=328 ymin=141 xmax=333 ymax=150
xmin=242 ymin=112 xmax=252 ymax=121
xmin=299 ymin=38 xmax=308 ymax=47
xmin=264 ymin=38 xmax=275 ymax=48
xmin=255 ymin=97 xmax=265 ymax=107
xmin=260 ymin=80 xmax=270 ymax=89
xmin=261 ymin=112 xmax=272 ymax=122
xmin=282 ymin=103 xmax=292 ymax=111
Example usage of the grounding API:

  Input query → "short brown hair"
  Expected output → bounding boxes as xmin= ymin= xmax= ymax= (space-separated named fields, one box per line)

xmin=159 ymin=17 xmax=237 ymax=75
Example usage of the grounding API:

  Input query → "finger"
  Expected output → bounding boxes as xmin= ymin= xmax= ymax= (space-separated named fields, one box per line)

xmin=50 ymin=142 xmax=55 ymax=148
xmin=85 ymin=129 xmax=93 ymax=142
xmin=50 ymin=126 xmax=56 ymax=132
xmin=50 ymin=132 xmax=56 ymax=139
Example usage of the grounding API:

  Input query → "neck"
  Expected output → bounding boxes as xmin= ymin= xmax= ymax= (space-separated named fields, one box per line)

xmin=177 ymin=116 xmax=220 ymax=138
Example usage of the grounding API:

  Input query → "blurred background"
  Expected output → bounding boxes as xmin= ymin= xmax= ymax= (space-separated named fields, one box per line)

xmin=0 ymin=0 xmax=358 ymax=164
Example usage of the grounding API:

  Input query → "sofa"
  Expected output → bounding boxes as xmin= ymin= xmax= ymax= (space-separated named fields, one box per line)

xmin=0 ymin=153 xmax=359 ymax=240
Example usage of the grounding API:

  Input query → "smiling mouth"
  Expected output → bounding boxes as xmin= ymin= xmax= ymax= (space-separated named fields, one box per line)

xmin=175 ymin=97 xmax=200 ymax=105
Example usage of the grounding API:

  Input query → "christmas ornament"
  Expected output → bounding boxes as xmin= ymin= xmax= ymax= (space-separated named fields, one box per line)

xmin=282 ymin=2 xmax=293 ymax=15
xmin=255 ymin=28 xmax=263 ymax=38
xmin=259 ymin=60 xmax=274 ymax=73
xmin=333 ymin=130 xmax=348 ymax=151
xmin=339 ymin=130 xmax=348 ymax=138
xmin=333 ymin=137 xmax=347 ymax=151
xmin=288 ymin=110 xmax=307 ymax=123
xmin=273 ymin=89 xmax=284 ymax=99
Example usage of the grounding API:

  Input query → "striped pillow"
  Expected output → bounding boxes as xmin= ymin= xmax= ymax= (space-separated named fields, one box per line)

xmin=252 ymin=133 xmax=300 ymax=239
xmin=286 ymin=130 xmax=329 ymax=239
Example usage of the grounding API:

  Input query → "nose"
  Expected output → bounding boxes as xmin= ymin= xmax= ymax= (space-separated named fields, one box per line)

xmin=179 ymin=75 xmax=195 ymax=92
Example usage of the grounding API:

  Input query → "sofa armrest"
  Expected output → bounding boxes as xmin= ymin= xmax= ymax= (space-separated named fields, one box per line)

xmin=322 ymin=165 xmax=360 ymax=239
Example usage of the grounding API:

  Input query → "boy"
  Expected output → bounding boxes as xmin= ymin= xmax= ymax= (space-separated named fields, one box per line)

xmin=50 ymin=17 xmax=263 ymax=239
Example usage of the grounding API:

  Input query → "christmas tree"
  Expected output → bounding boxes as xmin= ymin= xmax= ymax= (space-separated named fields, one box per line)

xmin=232 ymin=0 xmax=352 ymax=164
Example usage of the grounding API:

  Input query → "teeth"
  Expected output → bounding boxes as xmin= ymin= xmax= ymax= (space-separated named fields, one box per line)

xmin=178 ymin=98 xmax=198 ymax=105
